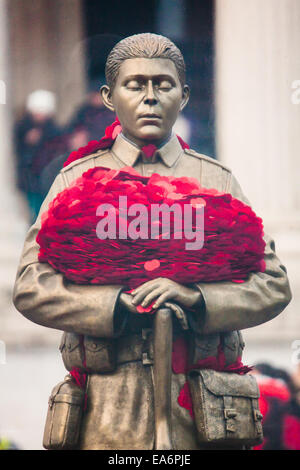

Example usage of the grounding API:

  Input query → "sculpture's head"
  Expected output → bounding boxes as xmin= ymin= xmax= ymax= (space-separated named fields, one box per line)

xmin=100 ymin=33 xmax=190 ymax=147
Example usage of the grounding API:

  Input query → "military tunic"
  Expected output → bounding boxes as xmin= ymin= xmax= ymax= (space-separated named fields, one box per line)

xmin=13 ymin=133 xmax=292 ymax=449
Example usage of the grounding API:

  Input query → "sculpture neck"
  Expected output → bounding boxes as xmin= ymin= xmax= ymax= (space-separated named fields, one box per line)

xmin=120 ymin=131 xmax=172 ymax=151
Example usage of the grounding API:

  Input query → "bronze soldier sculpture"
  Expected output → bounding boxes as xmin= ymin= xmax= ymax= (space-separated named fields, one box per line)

xmin=13 ymin=33 xmax=292 ymax=450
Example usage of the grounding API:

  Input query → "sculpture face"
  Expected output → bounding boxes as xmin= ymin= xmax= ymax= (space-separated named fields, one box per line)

xmin=101 ymin=57 xmax=189 ymax=147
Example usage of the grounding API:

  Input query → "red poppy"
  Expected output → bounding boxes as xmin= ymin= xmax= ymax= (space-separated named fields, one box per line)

xmin=38 ymin=165 xmax=264 ymax=404
xmin=37 ymin=166 xmax=265 ymax=291
xmin=63 ymin=117 xmax=190 ymax=168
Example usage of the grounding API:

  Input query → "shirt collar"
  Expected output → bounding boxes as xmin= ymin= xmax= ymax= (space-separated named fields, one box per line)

xmin=111 ymin=132 xmax=183 ymax=168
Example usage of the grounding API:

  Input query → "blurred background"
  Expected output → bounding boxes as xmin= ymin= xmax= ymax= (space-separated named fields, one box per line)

xmin=0 ymin=0 xmax=300 ymax=450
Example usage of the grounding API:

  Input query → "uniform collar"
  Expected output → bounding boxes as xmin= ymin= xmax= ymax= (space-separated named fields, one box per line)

xmin=111 ymin=133 xmax=183 ymax=168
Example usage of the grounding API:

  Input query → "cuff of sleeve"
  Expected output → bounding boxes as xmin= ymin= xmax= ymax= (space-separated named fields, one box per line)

xmin=193 ymin=281 xmax=231 ymax=334
xmin=93 ymin=285 xmax=125 ymax=337
xmin=186 ymin=283 xmax=207 ymax=332
xmin=113 ymin=288 xmax=129 ymax=338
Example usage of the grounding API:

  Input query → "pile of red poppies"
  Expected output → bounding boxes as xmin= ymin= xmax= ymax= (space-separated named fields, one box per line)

xmin=37 ymin=165 xmax=266 ymax=290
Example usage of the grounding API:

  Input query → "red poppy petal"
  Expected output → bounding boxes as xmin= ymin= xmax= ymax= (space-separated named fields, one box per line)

xmin=144 ymin=259 xmax=161 ymax=271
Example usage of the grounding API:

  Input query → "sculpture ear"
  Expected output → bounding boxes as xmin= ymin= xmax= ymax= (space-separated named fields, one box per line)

xmin=180 ymin=85 xmax=190 ymax=112
xmin=100 ymin=85 xmax=115 ymax=112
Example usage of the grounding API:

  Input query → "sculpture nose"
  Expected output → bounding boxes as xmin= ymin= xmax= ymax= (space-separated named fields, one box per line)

xmin=144 ymin=80 xmax=158 ymax=105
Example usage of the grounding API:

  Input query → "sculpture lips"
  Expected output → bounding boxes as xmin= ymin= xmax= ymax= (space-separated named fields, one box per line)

xmin=139 ymin=115 xmax=162 ymax=126
xmin=140 ymin=114 xmax=161 ymax=119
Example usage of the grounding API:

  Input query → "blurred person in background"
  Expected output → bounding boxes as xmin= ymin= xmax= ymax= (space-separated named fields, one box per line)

xmin=39 ymin=125 xmax=89 ymax=198
xmin=68 ymin=79 xmax=114 ymax=141
xmin=251 ymin=363 xmax=300 ymax=450
xmin=33 ymin=80 xmax=114 ymax=202
xmin=14 ymin=89 xmax=61 ymax=224
xmin=287 ymin=363 xmax=300 ymax=449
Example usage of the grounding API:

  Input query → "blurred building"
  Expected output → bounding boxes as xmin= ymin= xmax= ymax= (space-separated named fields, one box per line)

xmin=214 ymin=0 xmax=300 ymax=347
xmin=0 ymin=0 xmax=300 ymax=348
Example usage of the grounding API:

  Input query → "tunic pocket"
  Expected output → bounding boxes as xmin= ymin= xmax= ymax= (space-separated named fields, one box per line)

xmin=60 ymin=332 xmax=84 ymax=371
xmin=83 ymin=336 xmax=116 ymax=373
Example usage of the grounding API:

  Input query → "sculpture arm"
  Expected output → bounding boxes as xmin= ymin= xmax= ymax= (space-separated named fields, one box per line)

xmin=13 ymin=172 xmax=125 ymax=337
xmin=191 ymin=173 xmax=292 ymax=334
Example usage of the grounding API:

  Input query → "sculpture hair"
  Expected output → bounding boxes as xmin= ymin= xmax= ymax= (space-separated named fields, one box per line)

xmin=105 ymin=33 xmax=186 ymax=90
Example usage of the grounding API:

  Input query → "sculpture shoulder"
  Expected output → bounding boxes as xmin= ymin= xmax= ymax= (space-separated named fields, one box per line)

xmin=184 ymin=148 xmax=232 ymax=174
xmin=60 ymin=148 xmax=111 ymax=175
xmin=59 ymin=148 xmax=116 ymax=186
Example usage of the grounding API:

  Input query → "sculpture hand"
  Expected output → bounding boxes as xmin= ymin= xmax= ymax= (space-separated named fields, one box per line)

xmin=130 ymin=277 xmax=203 ymax=311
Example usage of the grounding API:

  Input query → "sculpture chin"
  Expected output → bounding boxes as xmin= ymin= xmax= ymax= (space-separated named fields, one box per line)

xmin=136 ymin=124 xmax=168 ymax=143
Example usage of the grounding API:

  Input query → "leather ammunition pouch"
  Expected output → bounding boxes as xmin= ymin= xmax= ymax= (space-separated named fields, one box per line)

xmin=188 ymin=330 xmax=245 ymax=366
xmin=59 ymin=330 xmax=244 ymax=373
xmin=59 ymin=329 xmax=154 ymax=373
xmin=59 ymin=333 xmax=117 ymax=373
xmin=187 ymin=369 xmax=263 ymax=447
xmin=43 ymin=375 xmax=85 ymax=450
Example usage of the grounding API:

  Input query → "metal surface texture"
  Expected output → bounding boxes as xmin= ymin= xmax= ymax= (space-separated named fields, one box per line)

xmin=13 ymin=33 xmax=292 ymax=450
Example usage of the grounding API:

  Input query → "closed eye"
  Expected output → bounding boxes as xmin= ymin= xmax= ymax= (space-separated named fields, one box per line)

xmin=125 ymin=80 xmax=143 ymax=91
xmin=156 ymin=80 xmax=173 ymax=91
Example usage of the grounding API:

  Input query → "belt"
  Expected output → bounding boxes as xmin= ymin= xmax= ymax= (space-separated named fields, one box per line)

xmin=60 ymin=329 xmax=244 ymax=374
xmin=117 ymin=329 xmax=154 ymax=366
